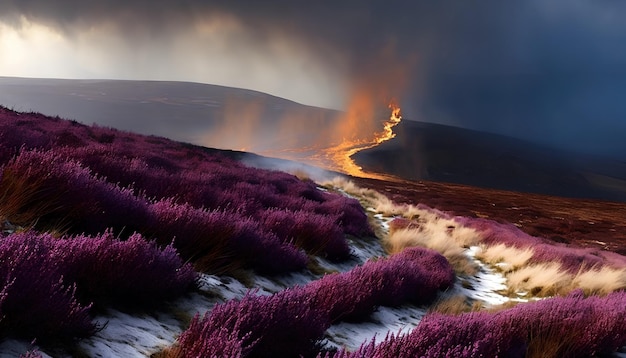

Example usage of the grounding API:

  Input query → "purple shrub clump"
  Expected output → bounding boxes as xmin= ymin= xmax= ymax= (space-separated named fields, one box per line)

xmin=316 ymin=197 xmax=375 ymax=238
xmin=0 ymin=149 xmax=149 ymax=234
xmin=0 ymin=106 xmax=375 ymax=275
xmin=0 ymin=233 xmax=95 ymax=342
xmin=304 ymin=247 xmax=455 ymax=321
xmin=336 ymin=290 xmax=626 ymax=358
xmin=226 ymin=218 xmax=309 ymax=273
xmin=170 ymin=248 xmax=454 ymax=357
xmin=172 ymin=290 xmax=328 ymax=357
xmin=148 ymin=200 xmax=308 ymax=274
xmin=0 ymin=230 xmax=196 ymax=342
xmin=262 ymin=208 xmax=350 ymax=260
xmin=53 ymin=231 xmax=197 ymax=306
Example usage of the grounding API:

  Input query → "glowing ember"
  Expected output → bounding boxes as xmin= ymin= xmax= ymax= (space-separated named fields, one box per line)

xmin=322 ymin=102 xmax=402 ymax=179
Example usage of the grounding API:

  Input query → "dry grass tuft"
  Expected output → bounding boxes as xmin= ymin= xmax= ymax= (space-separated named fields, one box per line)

xmin=0 ymin=167 xmax=70 ymax=233
xmin=525 ymin=320 xmax=581 ymax=358
xmin=475 ymin=244 xmax=534 ymax=273
xmin=506 ymin=263 xmax=569 ymax=297
xmin=571 ymin=266 xmax=626 ymax=295
xmin=326 ymin=177 xmax=484 ymax=275
xmin=505 ymin=262 xmax=626 ymax=297
xmin=428 ymin=294 xmax=476 ymax=315
xmin=386 ymin=227 xmax=478 ymax=275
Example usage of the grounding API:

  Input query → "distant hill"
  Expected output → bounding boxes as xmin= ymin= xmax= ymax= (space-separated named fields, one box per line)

xmin=2 ymin=76 xmax=625 ymax=202
xmin=354 ymin=120 xmax=626 ymax=202
xmin=0 ymin=76 xmax=340 ymax=152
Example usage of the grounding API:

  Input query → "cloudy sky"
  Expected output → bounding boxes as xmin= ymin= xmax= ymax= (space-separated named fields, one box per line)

xmin=1 ymin=1 xmax=625 ymax=158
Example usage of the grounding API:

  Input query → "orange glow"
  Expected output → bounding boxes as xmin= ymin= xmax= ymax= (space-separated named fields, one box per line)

xmin=321 ymin=101 xmax=402 ymax=179
xmin=375 ymin=102 xmax=402 ymax=144
xmin=199 ymin=43 xmax=414 ymax=180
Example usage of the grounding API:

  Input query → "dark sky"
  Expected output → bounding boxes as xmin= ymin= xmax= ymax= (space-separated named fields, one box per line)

xmin=1 ymin=0 xmax=625 ymax=158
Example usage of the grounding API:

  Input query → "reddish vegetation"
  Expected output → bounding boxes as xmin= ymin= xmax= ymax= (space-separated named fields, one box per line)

xmin=332 ymin=290 xmax=626 ymax=358
xmin=0 ymin=106 xmax=372 ymax=345
xmin=2 ymin=106 xmax=625 ymax=356
xmin=0 ymin=231 xmax=195 ymax=342
xmin=354 ymin=177 xmax=626 ymax=255
xmin=0 ymin=106 xmax=372 ymax=275
xmin=167 ymin=247 xmax=455 ymax=357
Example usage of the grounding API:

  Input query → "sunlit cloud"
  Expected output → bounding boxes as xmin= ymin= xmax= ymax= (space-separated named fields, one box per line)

xmin=0 ymin=14 xmax=348 ymax=109
xmin=0 ymin=17 xmax=85 ymax=77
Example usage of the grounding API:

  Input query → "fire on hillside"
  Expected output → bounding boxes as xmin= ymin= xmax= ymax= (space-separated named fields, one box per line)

xmin=319 ymin=101 xmax=402 ymax=179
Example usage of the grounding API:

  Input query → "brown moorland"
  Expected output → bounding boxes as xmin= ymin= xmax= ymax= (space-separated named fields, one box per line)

xmin=353 ymin=176 xmax=626 ymax=255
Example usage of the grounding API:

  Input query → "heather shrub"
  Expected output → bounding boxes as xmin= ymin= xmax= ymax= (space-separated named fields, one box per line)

xmin=261 ymin=208 xmax=350 ymax=260
xmin=170 ymin=248 xmax=454 ymax=357
xmin=305 ymin=247 xmax=456 ymax=321
xmin=147 ymin=200 xmax=238 ymax=270
xmin=315 ymin=197 xmax=375 ymax=238
xmin=1 ymin=149 xmax=309 ymax=274
xmin=52 ymin=231 xmax=197 ymax=306
xmin=149 ymin=200 xmax=308 ymax=274
xmin=338 ymin=290 xmax=626 ymax=358
xmin=0 ymin=233 xmax=95 ymax=342
xmin=0 ymin=149 xmax=150 ymax=234
xmin=226 ymin=218 xmax=309 ymax=274
xmin=0 ymin=229 xmax=196 ymax=343
xmin=0 ymin=107 xmax=375 ymax=276
xmin=168 ymin=289 xmax=328 ymax=358
xmin=2 ymin=231 xmax=196 ymax=307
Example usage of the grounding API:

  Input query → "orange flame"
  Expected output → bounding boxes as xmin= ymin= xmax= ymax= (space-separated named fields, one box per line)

xmin=321 ymin=101 xmax=402 ymax=179
xmin=199 ymin=42 xmax=413 ymax=181
xmin=375 ymin=102 xmax=402 ymax=144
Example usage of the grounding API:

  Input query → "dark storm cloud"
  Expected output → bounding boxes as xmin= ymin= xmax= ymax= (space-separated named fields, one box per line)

xmin=2 ymin=0 xmax=626 ymax=158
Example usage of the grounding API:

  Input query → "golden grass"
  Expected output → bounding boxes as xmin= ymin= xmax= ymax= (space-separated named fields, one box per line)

xmin=475 ymin=244 xmax=534 ymax=273
xmin=571 ymin=266 xmax=626 ymax=295
xmin=326 ymin=177 xmax=483 ymax=275
xmin=505 ymin=262 xmax=626 ymax=297
xmin=428 ymin=294 xmax=476 ymax=315
xmin=506 ymin=263 xmax=569 ymax=297
xmin=326 ymin=178 xmax=626 ymax=297
xmin=386 ymin=227 xmax=478 ymax=275
xmin=0 ymin=167 xmax=70 ymax=233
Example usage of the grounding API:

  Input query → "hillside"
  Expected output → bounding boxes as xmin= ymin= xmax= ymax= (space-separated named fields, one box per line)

xmin=353 ymin=120 xmax=626 ymax=202
xmin=0 ymin=106 xmax=625 ymax=357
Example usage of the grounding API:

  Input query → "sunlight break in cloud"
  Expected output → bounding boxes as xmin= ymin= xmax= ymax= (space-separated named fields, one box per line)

xmin=0 ymin=17 xmax=86 ymax=77
xmin=0 ymin=15 xmax=347 ymax=109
